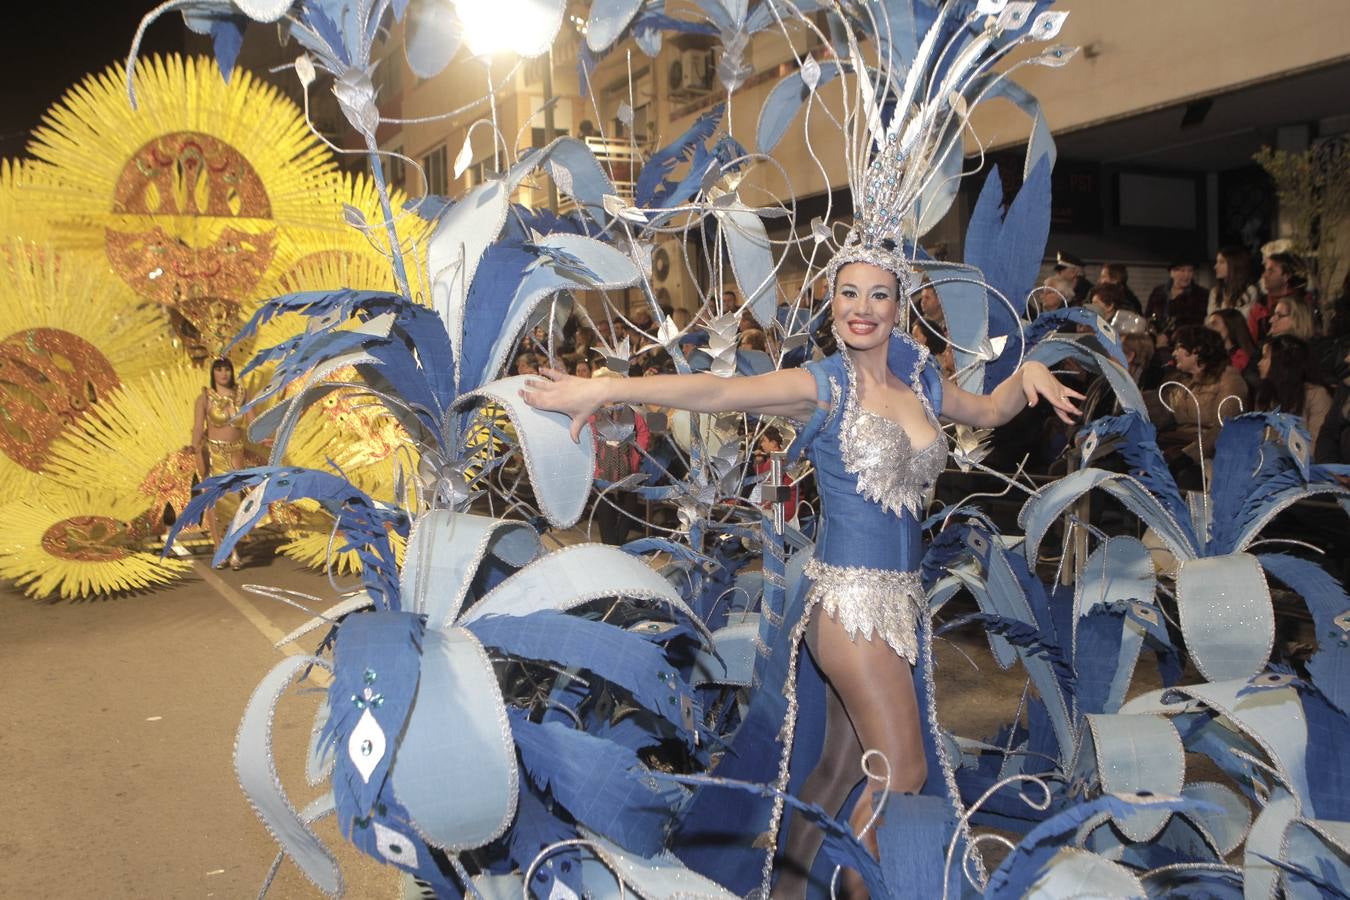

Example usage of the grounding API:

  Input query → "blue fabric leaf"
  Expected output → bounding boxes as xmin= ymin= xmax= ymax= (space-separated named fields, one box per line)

xmin=510 ymin=714 xmax=685 ymax=857
xmin=506 ymin=781 xmax=584 ymax=898
xmin=320 ymin=612 xmax=425 ymax=829
xmin=973 ymin=157 xmax=1052 ymax=387
xmin=1258 ymin=553 xmax=1350 ymax=717
xmin=987 ymin=794 xmax=1210 ymax=899
xmin=754 ymin=61 xmax=843 ymax=153
xmin=656 ymin=770 xmax=887 ymax=898
xmin=209 ymin=15 xmax=247 ymax=82
xmin=1297 ymin=688 xmax=1350 ymax=820
xmin=167 ymin=467 xmax=406 ymax=607
xmin=466 ymin=611 xmax=703 ymax=746
xmin=1081 ymin=412 xmax=1192 ymax=543
xmin=636 ymin=104 xmax=723 ymax=207
xmin=345 ymin=790 xmax=462 ymax=895
xmin=299 ymin=0 xmax=352 ymax=65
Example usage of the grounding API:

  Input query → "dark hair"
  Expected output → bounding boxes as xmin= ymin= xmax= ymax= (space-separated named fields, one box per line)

xmin=1208 ymin=308 xmax=1258 ymax=367
xmin=1173 ymin=325 xmax=1228 ymax=383
xmin=1255 ymin=334 xmax=1321 ymax=416
xmin=1089 ymin=281 xmax=1126 ymax=312
xmin=1214 ymin=246 xmax=1255 ymax=309
xmin=1266 ymin=252 xmax=1306 ymax=289
xmin=209 ymin=357 xmax=237 ymax=390
xmin=1101 ymin=262 xmax=1129 ymax=285
xmin=913 ymin=317 xmax=948 ymax=355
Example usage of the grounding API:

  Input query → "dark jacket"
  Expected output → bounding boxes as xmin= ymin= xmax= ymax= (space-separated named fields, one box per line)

xmin=1145 ymin=282 xmax=1208 ymax=334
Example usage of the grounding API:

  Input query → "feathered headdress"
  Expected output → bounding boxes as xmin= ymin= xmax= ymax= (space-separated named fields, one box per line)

xmin=821 ymin=1 xmax=1075 ymax=321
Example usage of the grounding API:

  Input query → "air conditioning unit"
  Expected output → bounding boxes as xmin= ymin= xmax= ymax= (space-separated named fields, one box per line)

xmin=668 ymin=50 xmax=714 ymax=94
xmin=650 ymin=239 xmax=698 ymax=315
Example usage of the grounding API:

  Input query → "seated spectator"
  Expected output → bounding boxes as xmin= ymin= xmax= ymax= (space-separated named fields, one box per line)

xmin=740 ymin=328 xmax=768 ymax=352
xmin=1208 ymin=246 xmax=1259 ymax=318
xmin=1269 ymin=295 xmax=1316 ymax=341
xmin=1122 ymin=332 xmax=1163 ymax=390
xmin=1036 ymin=274 xmax=1074 ymax=313
xmin=1315 ymin=344 xmax=1350 ymax=466
xmin=918 ymin=282 xmax=945 ymax=330
xmin=1251 ymin=251 xmax=1306 ymax=341
xmin=1088 ymin=282 xmax=1126 ymax=322
xmin=1154 ymin=325 xmax=1247 ymax=465
xmin=751 ymin=426 xmax=800 ymax=525
xmin=1097 ymin=262 xmax=1142 ymax=313
xmin=1206 ymin=308 xmax=1259 ymax=383
xmin=1054 ymin=250 xmax=1092 ymax=304
xmin=911 ymin=318 xmax=956 ymax=377
xmin=1254 ymin=334 xmax=1332 ymax=447
xmin=1145 ymin=259 xmax=1208 ymax=337
xmin=513 ymin=354 xmax=539 ymax=377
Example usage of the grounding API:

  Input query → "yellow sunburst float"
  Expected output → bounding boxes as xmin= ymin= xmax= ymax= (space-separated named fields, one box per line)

xmin=0 ymin=240 xmax=175 ymax=502
xmin=0 ymin=484 xmax=191 ymax=600
xmin=25 ymin=54 xmax=344 ymax=362
xmin=44 ymin=363 xmax=207 ymax=526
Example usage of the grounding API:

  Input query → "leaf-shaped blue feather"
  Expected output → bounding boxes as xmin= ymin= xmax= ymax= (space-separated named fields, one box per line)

xmin=467 ymin=611 xmax=703 ymax=746
xmin=509 ymin=714 xmax=686 ymax=858
xmin=636 ymin=104 xmax=723 ymax=207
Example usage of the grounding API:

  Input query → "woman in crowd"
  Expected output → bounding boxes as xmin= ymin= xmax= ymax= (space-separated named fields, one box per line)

xmin=1254 ymin=334 xmax=1332 ymax=446
xmin=1206 ymin=307 xmax=1260 ymax=387
xmin=1208 ymin=246 xmax=1259 ymax=318
xmin=1269 ymin=296 xmax=1316 ymax=341
xmin=1156 ymin=325 xmax=1247 ymax=470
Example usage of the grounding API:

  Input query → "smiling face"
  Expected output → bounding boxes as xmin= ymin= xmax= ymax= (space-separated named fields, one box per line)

xmin=831 ymin=261 xmax=901 ymax=351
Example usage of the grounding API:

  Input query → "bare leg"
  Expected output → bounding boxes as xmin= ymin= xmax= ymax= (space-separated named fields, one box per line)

xmin=771 ymin=672 xmax=862 ymax=899
xmin=780 ymin=609 xmax=928 ymax=899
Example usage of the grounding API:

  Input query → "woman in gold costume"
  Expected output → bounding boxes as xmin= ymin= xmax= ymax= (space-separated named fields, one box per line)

xmin=192 ymin=357 xmax=250 ymax=569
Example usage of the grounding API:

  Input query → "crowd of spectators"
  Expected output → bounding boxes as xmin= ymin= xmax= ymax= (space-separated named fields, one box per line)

xmin=505 ymin=250 xmax=1350 ymax=545
xmin=1055 ymin=247 xmax=1350 ymax=485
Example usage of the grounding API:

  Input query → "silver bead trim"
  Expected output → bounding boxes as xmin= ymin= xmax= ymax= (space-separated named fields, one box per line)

xmin=804 ymin=558 xmax=923 ymax=664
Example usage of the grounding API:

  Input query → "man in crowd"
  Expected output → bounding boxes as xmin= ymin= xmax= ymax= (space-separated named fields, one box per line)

xmin=1054 ymin=250 xmax=1092 ymax=304
xmin=1097 ymin=262 xmax=1142 ymax=313
xmin=1145 ymin=259 xmax=1207 ymax=340
xmin=1253 ymin=251 xmax=1305 ymax=341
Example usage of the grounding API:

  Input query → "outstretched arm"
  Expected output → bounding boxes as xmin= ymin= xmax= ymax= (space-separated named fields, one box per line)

xmin=940 ymin=360 xmax=1083 ymax=428
xmin=520 ymin=367 xmax=818 ymax=442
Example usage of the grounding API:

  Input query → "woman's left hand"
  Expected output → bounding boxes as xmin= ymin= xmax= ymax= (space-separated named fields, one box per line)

xmin=1021 ymin=361 xmax=1084 ymax=424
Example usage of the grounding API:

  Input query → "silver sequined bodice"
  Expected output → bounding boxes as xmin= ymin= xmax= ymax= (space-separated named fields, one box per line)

xmin=840 ymin=346 xmax=947 ymax=519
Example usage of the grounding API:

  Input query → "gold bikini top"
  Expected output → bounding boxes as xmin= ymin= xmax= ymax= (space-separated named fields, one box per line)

xmin=205 ymin=388 xmax=242 ymax=427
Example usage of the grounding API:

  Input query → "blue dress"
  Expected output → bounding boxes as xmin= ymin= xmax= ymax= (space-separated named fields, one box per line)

xmin=791 ymin=334 xmax=947 ymax=664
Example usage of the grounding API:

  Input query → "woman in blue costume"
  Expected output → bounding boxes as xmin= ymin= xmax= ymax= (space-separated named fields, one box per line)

xmin=521 ymin=245 xmax=1082 ymax=897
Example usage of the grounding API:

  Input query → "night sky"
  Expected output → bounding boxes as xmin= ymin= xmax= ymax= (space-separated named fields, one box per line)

xmin=1 ymin=3 xmax=182 ymax=158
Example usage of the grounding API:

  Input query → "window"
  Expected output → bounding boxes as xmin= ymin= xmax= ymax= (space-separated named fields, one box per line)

xmin=423 ymin=145 xmax=448 ymax=196
xmin=383 ymin=146 xmax=406 ymax=191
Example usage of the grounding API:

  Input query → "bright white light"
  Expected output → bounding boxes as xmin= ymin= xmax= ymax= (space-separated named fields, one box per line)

xmin=454 ymin=0 xmax=562 ymax=59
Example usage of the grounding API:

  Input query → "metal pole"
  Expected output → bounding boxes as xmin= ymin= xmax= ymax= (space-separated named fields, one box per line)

xmin=542 ymin=49 xmax=558 ymax=211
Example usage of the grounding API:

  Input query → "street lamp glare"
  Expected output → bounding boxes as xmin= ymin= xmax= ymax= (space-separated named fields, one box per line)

xmin=453 ymin=0 xmax=562 ymax=59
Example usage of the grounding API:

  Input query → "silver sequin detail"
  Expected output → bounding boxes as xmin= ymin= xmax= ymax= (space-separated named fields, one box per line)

xmin=839 ymin=345 xmax=946 ymax=519
xmin=804 ymin=559 xmax=924 ymax=664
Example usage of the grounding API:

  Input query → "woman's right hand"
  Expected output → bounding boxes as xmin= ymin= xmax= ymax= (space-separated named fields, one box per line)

xmin=519 ymin=367 xmax=609 ymax=442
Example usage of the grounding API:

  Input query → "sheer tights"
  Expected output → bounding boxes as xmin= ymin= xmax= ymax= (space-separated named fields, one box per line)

xmin=770 ymin=606 xmax=927 ymax=900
